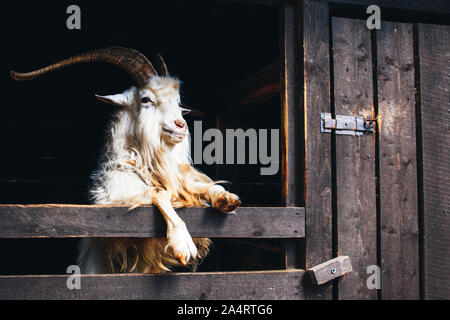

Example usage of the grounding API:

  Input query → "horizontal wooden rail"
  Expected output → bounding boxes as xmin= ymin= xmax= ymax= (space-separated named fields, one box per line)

xmin=325 ymin=0 xmax=450 ymax=14
xmin=0 ymin=205 xmax=305 ymax=239
xmin=217 ymin=0 xmax=450 ymax=14
xmin=0 ymin=270 xmax=306 ymax=300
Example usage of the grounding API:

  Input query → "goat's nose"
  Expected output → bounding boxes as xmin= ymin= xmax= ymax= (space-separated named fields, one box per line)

xmin=174 ymin=119 xmax=187 ymax=130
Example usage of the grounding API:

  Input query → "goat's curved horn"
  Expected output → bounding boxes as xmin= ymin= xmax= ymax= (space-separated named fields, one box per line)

xmin=10 ymin=47 xmax=157 ymax=87
xmin=153 ymin=53 xmax=168 ymax=76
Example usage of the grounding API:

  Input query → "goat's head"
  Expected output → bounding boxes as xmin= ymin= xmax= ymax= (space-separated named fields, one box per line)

xmin=96 ymin=76 xmax=190 ymax=145
xmin=10 ymin=47 xmax=191 ymax=145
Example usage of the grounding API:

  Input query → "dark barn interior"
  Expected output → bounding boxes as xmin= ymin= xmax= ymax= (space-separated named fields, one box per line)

xmin=0 ymin=1 xmax=287 ymax=275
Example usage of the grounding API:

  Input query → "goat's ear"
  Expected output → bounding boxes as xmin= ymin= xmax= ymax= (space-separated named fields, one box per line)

xmin=180 ymin=107 xmax=191 ymax=115
xmin=95 ymin=93 xmax=131 ymax=107
xmin=179 ymin=102 xmax=192 ymax=115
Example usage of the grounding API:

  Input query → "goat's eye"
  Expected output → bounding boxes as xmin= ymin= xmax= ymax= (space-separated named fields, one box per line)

xmin=141 ymin=97 xmax=152 ymax=104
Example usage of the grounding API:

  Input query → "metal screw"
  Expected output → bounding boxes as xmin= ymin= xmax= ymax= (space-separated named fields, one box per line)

xmin=331 ymin=268 xmax=337 ymax=274
xmin=364 ymin=120 xmax=376 ymax=129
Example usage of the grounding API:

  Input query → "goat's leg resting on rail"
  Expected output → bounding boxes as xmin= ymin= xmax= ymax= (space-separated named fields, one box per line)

xmin=151 ymin=188 xmax=199 ymax=265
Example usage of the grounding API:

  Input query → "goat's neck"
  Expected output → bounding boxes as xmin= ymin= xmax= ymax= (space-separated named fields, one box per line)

xmin=135 ymin=136 xmax=190 ymax=188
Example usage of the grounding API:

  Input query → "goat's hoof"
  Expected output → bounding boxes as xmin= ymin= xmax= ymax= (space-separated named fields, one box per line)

xmin=214 ymin=192 xmax=241 ymax=213
xmin=166 ymin=223 xmax=198 ymax=266
xmin=176 ymin=254 xmax=186 ymax=266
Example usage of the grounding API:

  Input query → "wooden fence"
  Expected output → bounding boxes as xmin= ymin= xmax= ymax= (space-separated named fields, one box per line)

xmin=0 ymin=205 xmax=306 ymax=300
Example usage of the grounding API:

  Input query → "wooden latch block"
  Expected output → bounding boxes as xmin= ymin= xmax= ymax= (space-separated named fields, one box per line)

xmin=308 ymin=256 xmax=353 ymax=285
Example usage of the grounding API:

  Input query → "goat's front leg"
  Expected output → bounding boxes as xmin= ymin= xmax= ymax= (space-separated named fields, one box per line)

xmin=205 ymin=185 xmax=241 ymax=213
xmin=150 ymin=188 xmax=198 ymax=266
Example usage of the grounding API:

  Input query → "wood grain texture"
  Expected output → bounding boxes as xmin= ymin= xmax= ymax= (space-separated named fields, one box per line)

xmin=377 ymin=22 xmax=419 ymax=299
xmin=218 ymin=0 xmax=450 ymax=13
xmin=318 ymin=0 xmax=450 ymax=14
xmin=281 ymin=1 xmax=304 ymax=270
xmin=0 ymin=205 xmax=305 ymax=239
xmin=308 ymin=255 xmax=353 ymax=285
xmin=418 ymin=23 xmax=450 ymax=300
xmin=332 ymin=17 xmax=377 ymax=300
xmin=0 ymin=269 xmax=306 ymax=300
xmin=281 ymin=2 xmax=303 ymax=209
xmin=303 ymin=0 xmax=333 ymax=300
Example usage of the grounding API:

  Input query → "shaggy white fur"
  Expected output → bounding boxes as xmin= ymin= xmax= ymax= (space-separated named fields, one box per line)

xmin=77 ymin=76 xmax=241 ymax=273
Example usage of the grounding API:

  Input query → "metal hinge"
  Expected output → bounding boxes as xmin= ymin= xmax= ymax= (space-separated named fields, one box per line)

xmin=321 ymin=113 xmax=376 ymax=136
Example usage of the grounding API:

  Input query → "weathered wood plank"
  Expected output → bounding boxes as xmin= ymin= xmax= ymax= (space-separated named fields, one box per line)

xmin=218 ymin=0 xmax=450 ymax=13
xmin=308 ymin=256 xmax=353 ymax=285
xmin=377 ymin=22 xmax=419 ymax=299
xmin=281 ymin=1 xmax=304 ymax=270
xmin=418 ymin=23 xmax=450 ymax=300
xmin=320 ymin=0 xmax=450 ymax=14
xmin=0 ymin=269 xmax=306 ymax=300
xmin=0 ymin=205 xmax=305 ymax=239
xmin=281 ymin=2 xmax=302 ymax=209
xmin=332 ymin=17 xmax=377 ymax=300
xmin=303 ymin=0 xmax=333 ymax=300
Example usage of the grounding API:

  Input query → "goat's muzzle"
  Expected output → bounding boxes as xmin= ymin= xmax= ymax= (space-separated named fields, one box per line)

xmin=174 ymin=120 xmax=187 ymax=131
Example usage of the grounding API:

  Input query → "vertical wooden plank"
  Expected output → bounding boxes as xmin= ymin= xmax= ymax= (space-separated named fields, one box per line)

xmin=281 ymin=0 xmax=302 ymax=208
xmin=281 ymin=1 xmax=304 ymax=270
xmin=418 ymin=23 xmax=450 ymax=300
xmin=303 ymin=0 xmax=333 ymax=300
xmin=377 ymin=22 xmax=419 ymax=299
xmin=332 ymin=17 xmax=377 ymax=300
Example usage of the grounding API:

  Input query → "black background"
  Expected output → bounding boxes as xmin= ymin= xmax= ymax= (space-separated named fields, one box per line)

xmin=0 ymin=0 xmax=280 ymax=275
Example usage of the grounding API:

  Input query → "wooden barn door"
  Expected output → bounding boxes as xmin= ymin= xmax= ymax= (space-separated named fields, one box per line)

xmin=417 ymin=23 xmax=450 ymax=300
xmin=303 ymin=0 xmax=449 ymax=300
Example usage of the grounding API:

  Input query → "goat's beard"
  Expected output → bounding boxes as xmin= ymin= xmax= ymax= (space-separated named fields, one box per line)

xmin=128 ymin=123 xmax=208 ymax=208
xmin=160 ymin=126 xmax=187 ymax=144
xmin=166 ymin=131 xmax=187 ymax=144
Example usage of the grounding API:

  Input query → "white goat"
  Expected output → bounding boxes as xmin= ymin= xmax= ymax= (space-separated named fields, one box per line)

xmin=11 ymin=47 xmax=241 ymax=273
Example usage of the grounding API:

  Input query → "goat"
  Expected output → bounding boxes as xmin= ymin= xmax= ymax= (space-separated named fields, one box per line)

xmin=11 ymin=47 xmax=241 ymax=273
